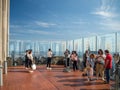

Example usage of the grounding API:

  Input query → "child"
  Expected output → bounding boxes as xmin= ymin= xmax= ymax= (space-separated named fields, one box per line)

xmin=82 ymin=54 xmax=95 ymax=81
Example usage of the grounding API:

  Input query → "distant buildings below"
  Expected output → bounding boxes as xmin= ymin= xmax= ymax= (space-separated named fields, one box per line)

xmin=9 ymin=32 xmax=120 ymax=58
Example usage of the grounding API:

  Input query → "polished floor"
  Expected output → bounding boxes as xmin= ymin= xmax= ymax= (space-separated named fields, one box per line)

xmin=0 ymin=65 xmax=115 ymax=90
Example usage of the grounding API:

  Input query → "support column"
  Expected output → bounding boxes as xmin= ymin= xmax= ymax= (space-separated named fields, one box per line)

xmin=2 ymin=0 xmax=9 ymax=74
xmin=115 ymin=32 xmax=117 ymax=53
xmin=0 ymin=65 xmax=3 ymax=86
xmin=0 ymin=0 xmax=2 ymax=63
xmin=0 ymin=0 xmax=9 ymax=85
xmin=82 ymin=37 xmax=84 ymax=54
xmin=0 ymin=0 xmax=3 ymax=86
xmin=7 ymin=0 xmax=10 ymax=57
xmin=95 ymin=36 xmax=98 ymax=51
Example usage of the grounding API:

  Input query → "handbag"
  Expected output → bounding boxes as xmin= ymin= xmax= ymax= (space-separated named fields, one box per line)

xmin=31 ymin=64 xmax=36 ymax=70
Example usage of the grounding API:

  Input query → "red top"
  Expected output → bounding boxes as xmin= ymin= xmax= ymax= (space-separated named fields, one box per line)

xmin=105 ymin=53 xmax=112 ymax=69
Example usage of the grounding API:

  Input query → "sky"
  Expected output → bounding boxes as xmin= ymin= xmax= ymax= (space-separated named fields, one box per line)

xmin=10 ymin=0 xmax=120 ymax=41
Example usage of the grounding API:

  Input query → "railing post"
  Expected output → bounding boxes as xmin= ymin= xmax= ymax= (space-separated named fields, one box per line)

xmin=0 ymin=65 xmax=3 ymax=86
xmin=4 ymin=61 xmax=7 ymax=74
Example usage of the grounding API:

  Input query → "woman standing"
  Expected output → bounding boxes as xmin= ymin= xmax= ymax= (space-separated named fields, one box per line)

xmin=27 ymin=49 xmax=34 ymax=72
xmin=95 ymin=49 xmax=105 ymax=80
xmin=71 ymin=51 xmax=78 ymax=71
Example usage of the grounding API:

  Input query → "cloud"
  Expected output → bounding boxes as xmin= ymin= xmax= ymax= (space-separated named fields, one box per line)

xmin=35 ymin=21 xmax=57 ymax=28
xmin=100 ymin=19 xmax=120 ymax=31
xmin=10 ymin=33 xmax=18 ymax=36
xmin=11 ymin=29 xmax=62 ymax=35
xmin=10 ymin=24 xmax=32 ymax=29
xmin=47 ymin=10 xmax=59 ymax=18
xmin=92 ymin=0 xmax=117 ymax=18
xmin=72 ymin=21 xmax=89 ymax=25
xmin=28 ymin=30 xmax=63 ymax=35
xmin=9 ymin=33 xmax=24 ymax=37
xmin=91 ymin=0 xmax=120 ymax=32
xmin=93 ymin=11 xmax=115 ymax=18
xmin=10 ymin=23 xmax=62 ymax=36
xmin=29 ymin=30 xmax=50 ymax=35
xmin=10 ymin=25 xmax=20 ymax=28
xmin=79 ymin=31 xmax=98 ymax=37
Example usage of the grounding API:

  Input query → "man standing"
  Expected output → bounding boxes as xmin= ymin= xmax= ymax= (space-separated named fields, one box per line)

xmin=83 ymin=50 xmax=89 ymax=68
xmin=104 ymin=50 xmax=112 ymax=84
xmin=64 ymin=49 xmax=70 ymax=67
xmin=47 ymin=49 xmax=52 ymax=70
xmin=63 ymin=49 xmax=71 ymax=72
xmin=25 ymin=50 xmax=29 ymax=69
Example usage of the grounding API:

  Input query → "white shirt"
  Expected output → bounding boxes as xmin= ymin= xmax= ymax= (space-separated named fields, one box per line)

xmin=27 ymin=53 xmax=33 ymax=61
xmin=47 ymin=51 xmax=52 ymax=57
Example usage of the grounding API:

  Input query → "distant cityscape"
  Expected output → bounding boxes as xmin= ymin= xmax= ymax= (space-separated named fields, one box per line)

xmin=9 ymin=32 xmax=120 ymax=58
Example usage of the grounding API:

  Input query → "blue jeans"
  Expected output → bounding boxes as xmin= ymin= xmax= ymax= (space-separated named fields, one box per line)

xmin=73 ymin=61 xmax=78 ymax=71
xmin=47 ymin=57 xmax=51 ymax=68
xmin=105 ymin=69 xmax=110 ymax=83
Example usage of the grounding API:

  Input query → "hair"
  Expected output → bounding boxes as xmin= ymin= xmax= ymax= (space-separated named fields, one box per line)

xmin=72 ymin=51 xmax=77 ymax=56
xmin=90 ymin=54 xmax=95 ymax=58
xmin=29 ymin=50 xmax=32 ymax=54
xmin=104 ymin=50 xmax=109 ymax=53
xmin=98 ymin=49 xmax=103 ymax=55
xmin=85 ymin=50 xmax=88 ymax=53
xmin=26 ymin=50 xmax=28 ymax=52
xmin=48 ymin=48 xmax=51 ymax=51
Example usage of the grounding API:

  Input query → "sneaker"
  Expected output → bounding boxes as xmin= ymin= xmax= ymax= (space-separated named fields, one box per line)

xmin=102 ymin=78 xmax=105 ymax=81
xmin=89 ymin=78 xmax=93 ymax=81
xmin=49 ymin=68 xmax=52 ymax=70
xmin=25 ymin=68 xmax=28 ymax=69
xmin=29 ymin=70 xmax=33 ymax=73
xmin=82 ymin=74 xmax=85 ymax=76
xmin=104 ymin=81 xmax=109 ymax=84
xmin=47 ymin=67 xmax=49 ymax=69
xmin=87 ymin=78 xmax=90 ymax=81
xmin=96 ymin=77 xmax=98 ymax=80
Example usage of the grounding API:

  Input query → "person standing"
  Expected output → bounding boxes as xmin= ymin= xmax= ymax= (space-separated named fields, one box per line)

xmin=25 ymin=50 xmax=29 ymax=69
xmin=104 ymin=50 xmax=112 ymax=84
xmin=95 ymin=49 xmax=106 ymax=80
xmin=71 ymin=51 xmax=78 ymax=71
xmin=47 ymin=49 xmax=52 ymax=70
xmin=27 ymin=49 xmax=34 ymax=72
xmin=64 ymin=49 xmax=70 ymax=67
xmin=83 ymin=50 xmax=89 ymax=68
